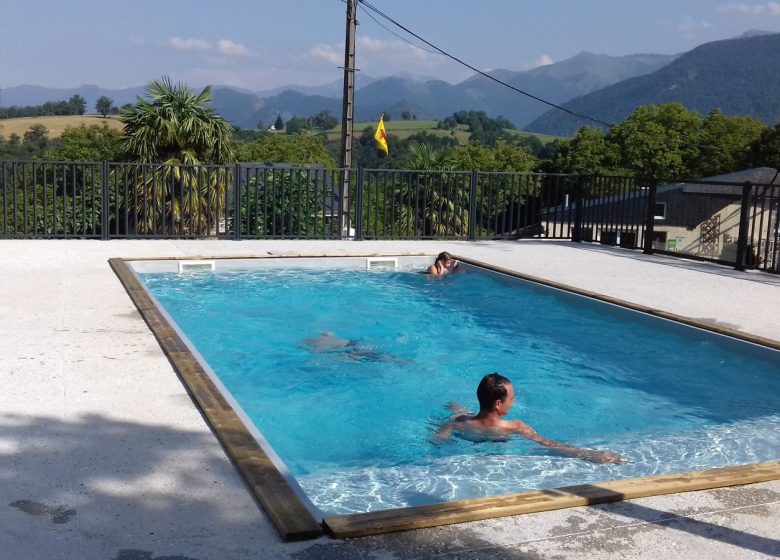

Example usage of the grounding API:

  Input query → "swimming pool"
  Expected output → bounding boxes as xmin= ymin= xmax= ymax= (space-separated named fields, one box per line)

xmin=117 ymin=255 xmax=780 ymax=538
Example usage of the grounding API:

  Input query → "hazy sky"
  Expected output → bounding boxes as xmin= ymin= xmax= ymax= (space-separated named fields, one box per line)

xmin=2 ymin=0 xmax=779 ymax=91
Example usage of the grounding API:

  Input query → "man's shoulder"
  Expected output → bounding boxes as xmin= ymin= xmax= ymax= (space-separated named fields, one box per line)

xmin=505 ymin=419 xmax=533 ymax=434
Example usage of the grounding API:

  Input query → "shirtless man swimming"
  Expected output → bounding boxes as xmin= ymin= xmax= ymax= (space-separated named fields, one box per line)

xmin=436 ymin=372 xmax=623 ymax=464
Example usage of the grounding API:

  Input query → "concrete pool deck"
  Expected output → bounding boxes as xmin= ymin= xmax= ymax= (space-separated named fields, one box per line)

xmin=1 ymin=239 xmax=778 ymax=559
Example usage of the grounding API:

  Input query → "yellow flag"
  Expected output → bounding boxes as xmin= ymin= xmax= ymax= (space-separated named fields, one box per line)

xmin=374 ymin=115 xmax=389 ymax=154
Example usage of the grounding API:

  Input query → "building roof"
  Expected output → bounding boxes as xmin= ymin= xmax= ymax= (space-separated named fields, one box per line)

xmin=542 ymin=167 xmax=779 ymax=218
xmin=673 ymin=167 xmax=779 ymax=195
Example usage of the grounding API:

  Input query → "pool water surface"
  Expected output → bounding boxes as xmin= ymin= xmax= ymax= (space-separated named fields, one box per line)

xmin=140 ymin=265 xmax=780 ymax=515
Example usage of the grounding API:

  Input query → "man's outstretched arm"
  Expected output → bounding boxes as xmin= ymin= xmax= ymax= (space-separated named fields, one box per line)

xmin=512 ymin=421 xmax=623 ymax=464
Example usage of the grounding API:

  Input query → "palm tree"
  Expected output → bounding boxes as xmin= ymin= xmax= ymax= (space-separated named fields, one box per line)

xmin=400 ymin=142 xmax=469 ymax=237
xmin=120 ymin=77 xmax=235 ymax=235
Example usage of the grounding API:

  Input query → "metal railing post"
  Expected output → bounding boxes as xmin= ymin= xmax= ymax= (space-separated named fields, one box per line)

xmin=467 ymin=170 xmax=478 ymax=240
xmin=354 ymin=168 xmax=363 ymax=240
xmin=642 ymin=177 xmax=658 ymax=254
xmin=101 ymin=161 xmax=110 ymax=239
xmin=233 ymin=163 xmax=241 ymax=241
xmin=735 ymin=181 xmax=753 ymax=271
xmin=572 ymin=174 xmax=584 ymax=242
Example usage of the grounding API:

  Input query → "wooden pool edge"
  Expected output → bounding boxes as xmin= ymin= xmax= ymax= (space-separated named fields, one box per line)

xmin=110 ymin=254 xmax=780 ymax=541
xmin=323 ymin=461 xmax=780 ymax=538
xmin=109 ymin=257 xmax=324 ymax=542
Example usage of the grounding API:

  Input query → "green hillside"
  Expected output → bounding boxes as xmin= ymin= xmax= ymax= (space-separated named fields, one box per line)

xmin=528 ymin=33 xmax=780 ymax=136
xmin=324 ymin=120 xmax=559 ymax=144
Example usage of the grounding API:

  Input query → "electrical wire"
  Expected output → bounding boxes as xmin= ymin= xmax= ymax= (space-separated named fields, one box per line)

xmin=359 ymin=6 xmax=442 ymax=55
xmin=357 ymin=0 xmax=611 ymax=128
xmin=355 ymin=0 xmax=756 ymax=155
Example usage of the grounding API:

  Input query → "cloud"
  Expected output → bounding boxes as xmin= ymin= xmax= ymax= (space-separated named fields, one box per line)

xmin=535 ymin=54 xmax=554 ymax=67
xmin=678 ymin=16 xmax=713 ymax=38
xmin=168 ymin=37 xmax=211 ymax=52
xmin=357 ymin=36 xmax=430 ymax=61
xmin=717 ymin=2 xmax=780 ymax=14
xmin=167 ymin=37 xmax=254 ymax=58
xmin=308 ymin=35 xmax=432 ymax=68
xmin=309 ymin=44 xmax=342 ymax=65
xmin=216 ymin=39 xmax=254 ymax=57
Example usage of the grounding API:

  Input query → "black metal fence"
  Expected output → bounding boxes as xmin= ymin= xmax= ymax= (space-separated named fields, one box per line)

xmin=1 ymin=160 xmax=777 ymax=274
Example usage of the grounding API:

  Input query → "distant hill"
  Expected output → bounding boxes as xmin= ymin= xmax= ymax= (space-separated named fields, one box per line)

xmin=2 ymin=49 xmax=676 ymax=130
xmin=13 ymin=33 xmax=780 ymax=133
xmin=454 ymin=51 xmax=676 ymax=128
xmin=526 ymin=33 xmax=780 ymax=136
xmin=249 ymin=90 xmax=342 ymax=128
xmin=255 ymin=73 xmax=379 ymax=98
xmin=245 ymin=52 xmax=675 ymax=129
xmin=210 ymin=86 xmax=265 ymax=127
xmin=0 ymin=84 xmax=145 ymax=110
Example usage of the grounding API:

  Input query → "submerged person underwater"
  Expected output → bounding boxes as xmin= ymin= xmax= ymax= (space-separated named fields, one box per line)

xmin=302 ymin=332 xmax=403 ymax=363
xmin=436 ymin=372 xmax=623 ymax=464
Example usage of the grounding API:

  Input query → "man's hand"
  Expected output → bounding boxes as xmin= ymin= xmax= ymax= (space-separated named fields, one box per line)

xmin=580 ymin=450 xmax=624 ymax=464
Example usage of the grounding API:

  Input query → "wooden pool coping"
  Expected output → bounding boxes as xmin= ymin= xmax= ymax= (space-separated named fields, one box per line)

xmin=110 ymin=253 xmax=780 ymax=541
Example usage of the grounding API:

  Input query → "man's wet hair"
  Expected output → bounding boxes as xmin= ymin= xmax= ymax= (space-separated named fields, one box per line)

xmin=477 ymin=372 xmax=511 ymax=410
xmin=435 ymin=251 xmax=453 ymax=264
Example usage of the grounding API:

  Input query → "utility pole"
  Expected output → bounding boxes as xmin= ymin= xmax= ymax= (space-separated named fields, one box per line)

xmin=339 ymin=0 xmax=357 ymax=238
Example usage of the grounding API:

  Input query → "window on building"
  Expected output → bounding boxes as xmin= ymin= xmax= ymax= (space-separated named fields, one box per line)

xmin=654 ymin=202 xmax=667 ymax=220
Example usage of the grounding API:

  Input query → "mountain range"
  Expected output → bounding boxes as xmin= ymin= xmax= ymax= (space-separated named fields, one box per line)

xmin=2 ymin=31 xmax=778 ymax=136
xmin=526 ymin=32 xmax=780 ymax=135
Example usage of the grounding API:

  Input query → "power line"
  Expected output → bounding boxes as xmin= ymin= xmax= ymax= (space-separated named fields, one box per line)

xmin=357 ymin=0 xmax=611 ymax=128
xmin=358 ymin=5 xmax=442 ymax=55
xmin=354 ymin=0 xmax=758 ymax=157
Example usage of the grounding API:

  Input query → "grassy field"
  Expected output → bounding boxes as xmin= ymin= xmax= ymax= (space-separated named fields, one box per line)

xmin=324 ymin=119 xmax=560 ymax=144
xmin=0 ymin=115 xmax=124 ymax=138
xmin=1 ymin=114 xmax=562 ymax=145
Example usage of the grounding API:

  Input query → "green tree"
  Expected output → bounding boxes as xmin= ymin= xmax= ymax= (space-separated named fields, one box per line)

xmin=119 ymin=77 xmax=235 ymax=234
xmin=121 ymin=77 xmax=234 ymax=164
xmin=397 ymin=142 xmax=467 ymax=236
xmin=0 ymin=132 xmax=25 ymax=159
xmin=401 ymin=111 xmax=412 ymax=120
xmin=403 ymin=142 xmax=453 ymax=171
xmin=449 ymin=140 xmax=536 ymax=173
xmin=285 ymin=116 xmax=309 ymax=134
xmin=690 ymin=110 xmax=764 ymax=177
xmin=233 ymin=134 xmax=336 ymax=237
xmin=69 ymin=94 xmax=87 ymax=116
xmin=23 ymin=124 xmax=50 ymax=154
xmin=46 ymin=124 xmax=124 ymax=161
xmin=95 ymin=96 xmax=114 ymax=117
xmin=274 ymin=115 xmax=284 ymax=130
xmin=744 ymin=123 xmax=780 ymax=171
xmin=309 ymin=111 xmax=338 ymax=130
xmin=610 ymin=103 xmax=703 ymax=183
xmin=543 ymin=127 xmax=618 ymax=175
xmin=449 ymin=140 xmax=539 ymax=237
xmin=437 ymin=110 xmax=516 ymax=147
xmin=236 ymin=133 xmax=334 ymax=166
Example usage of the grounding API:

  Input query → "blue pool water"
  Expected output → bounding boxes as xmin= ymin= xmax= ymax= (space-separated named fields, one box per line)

xmin=141 ymin=265 xmax=780 ymax=514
